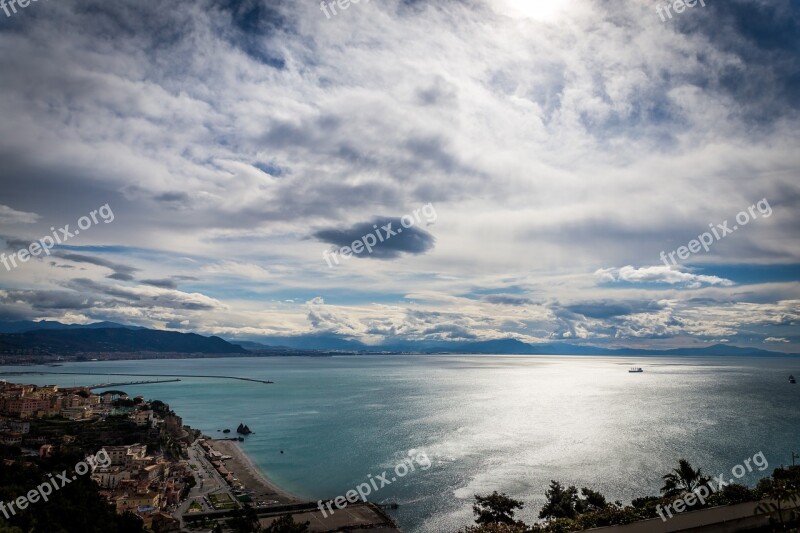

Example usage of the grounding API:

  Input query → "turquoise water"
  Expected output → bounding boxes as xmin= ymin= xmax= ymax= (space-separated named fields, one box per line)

xmin=3 ymin=355 xmax=799 ymax=532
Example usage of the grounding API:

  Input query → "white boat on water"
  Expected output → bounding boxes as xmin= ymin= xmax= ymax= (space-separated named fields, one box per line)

xmin=629 ymin=367 xmax=644 ymax=373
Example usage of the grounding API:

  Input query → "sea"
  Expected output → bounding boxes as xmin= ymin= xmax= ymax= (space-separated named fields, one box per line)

xmin=2 ymin=355 xmax=798 ymax=532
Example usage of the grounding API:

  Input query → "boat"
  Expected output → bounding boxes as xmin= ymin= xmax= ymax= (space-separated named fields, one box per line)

xmin=629 ymin=367 xmax=644 ymax=373
xmin=790 ymin=375 xmax=796 ymax=384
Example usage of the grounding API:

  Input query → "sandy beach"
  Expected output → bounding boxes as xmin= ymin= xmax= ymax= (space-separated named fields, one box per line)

xmin=206 ymin=440 xmax=401 ymax=531
xmin=210 ymin=439 xmax=304 ymax=505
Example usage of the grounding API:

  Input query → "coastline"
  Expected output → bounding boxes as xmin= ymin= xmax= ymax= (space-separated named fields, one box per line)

xmin=209 ymin=439 xmax=305 ymax=505
xmin=199 ymin=439 xmax=402 ymax=532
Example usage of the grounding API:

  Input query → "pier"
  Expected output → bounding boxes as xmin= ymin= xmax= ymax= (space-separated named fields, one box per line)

xmin=87 ymin=379 xmax=181 ymax=389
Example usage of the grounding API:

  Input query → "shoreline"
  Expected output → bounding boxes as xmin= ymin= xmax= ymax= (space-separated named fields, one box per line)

xmin=208 ymin=438 xmax=305 ymax=505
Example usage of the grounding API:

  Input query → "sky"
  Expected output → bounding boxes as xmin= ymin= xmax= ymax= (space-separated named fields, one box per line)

xmin=0 ymin=0 xmax=798 ymax=352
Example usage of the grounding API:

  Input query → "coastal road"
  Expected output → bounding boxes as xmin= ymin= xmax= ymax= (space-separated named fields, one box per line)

xmin=174 ymin=440 xmax=238 ymax=527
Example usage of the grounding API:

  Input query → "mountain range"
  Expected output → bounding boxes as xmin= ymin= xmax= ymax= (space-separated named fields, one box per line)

xmin=0 ymin=321 xmax=795 ymax=357
xmin=0 ymin=321 xmax=246 ymax=355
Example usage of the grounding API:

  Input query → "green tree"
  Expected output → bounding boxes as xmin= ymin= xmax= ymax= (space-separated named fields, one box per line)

xmin=0 ymin=521 xmax=22 ymax=533
xmin=228 ymin=504 xmax=261 ymax=533
xmin=459 ymin=524 xmax=531 ymax=533
xmin=660 ymin=459 xmax=710 ymax=498
xmin=263 ymin=514 xmax=310 ymax=532
xmin=755 ymin=478 xmax=800 ymax=531
xmin=472 ymin=492 xmax=524 ymax=525
xmin=538 ymin=481 xmax=579 ymax=520
xmin=575 ymin=487 xmax=608 ymax=514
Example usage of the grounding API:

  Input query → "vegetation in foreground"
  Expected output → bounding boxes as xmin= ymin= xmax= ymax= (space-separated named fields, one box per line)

xmin=0 ymin=454 xmax=144 ymax=533
xmin=458 ymin=461 xmax=800 ymax=533
xmin=219 ymin=505 xmax=310 ymax=533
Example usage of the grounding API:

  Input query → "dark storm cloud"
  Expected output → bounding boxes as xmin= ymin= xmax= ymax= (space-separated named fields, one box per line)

xmin=314 ymin=217 xmax=435 ymax=259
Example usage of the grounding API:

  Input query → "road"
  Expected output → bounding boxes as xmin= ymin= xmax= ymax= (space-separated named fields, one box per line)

xmin=174 ymin=440 xmax=239 ymax=529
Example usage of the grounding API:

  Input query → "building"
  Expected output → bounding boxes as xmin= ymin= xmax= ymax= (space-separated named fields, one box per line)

xmin=114 ymin=491 xmax=161 ymax=514
xmin=8 ymin=420 xmax=30 ymax=434
xmin=132 ymin=410 xmax=153 ymax=428
xmin=102 ymin=444 xmax=148 ymax=467
xmin=0 ymin=432 xmax=22 ymax=446
xmin=5 ymin=398 xmax=50 ymax=418
xmin=92 ymin=466 xmax=132 ymax=489
xmin=61 ymin=406 xmax=94 ymax=420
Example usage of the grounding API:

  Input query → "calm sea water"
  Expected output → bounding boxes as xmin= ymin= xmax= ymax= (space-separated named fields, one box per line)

xmin=3 ymin=355 xmax=799 ymax=532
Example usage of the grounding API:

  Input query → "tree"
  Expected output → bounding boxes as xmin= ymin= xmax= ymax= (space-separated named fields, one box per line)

xmin=459 ymin=524 xmax=531 ymax=533
xmin=263 ymin=514 xmax=310 ymax=533
xmin=539 ymin=481 xmax=579 ymax=520
xmin=228 ymin=505 xmax=261 ymax=533
xmin=660 ymin=459 xmax=710 ymax=498
xmin=755 ymin=478 xmax=800 ymax=531
xmin=575 ymin=487 xmax=608 ymax=514
xmin=472 ymin=492 xmax=524 ymax=525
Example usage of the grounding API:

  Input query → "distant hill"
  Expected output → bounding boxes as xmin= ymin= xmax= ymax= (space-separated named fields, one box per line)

xmin=235 ymin=335 xmax=795 ymax=357
xmin=237 ymin=334 xmax=370 ymax=352
xmin=0 ymin=320 xmax=144 ymax=334
xmin=433 ymin=340 xmax=783 ymax=357
xmin=0 ymin=327 xmax=247 ymax=354
xmin=0 ymin=320 xmax=793 ymax=358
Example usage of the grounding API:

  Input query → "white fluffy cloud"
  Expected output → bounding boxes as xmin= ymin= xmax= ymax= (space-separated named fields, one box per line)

xmin=0 ymin=0 xmax=798 ymax=351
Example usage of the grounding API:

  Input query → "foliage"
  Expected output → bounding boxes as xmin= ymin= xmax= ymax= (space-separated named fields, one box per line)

xmin=0 ymin=461 xmax=145 ymax=533
xmin=706 ymin=483 xmax=758 ymax=506
xmin=263 ymin=514 xmax=310 ymax=532
xmin=148 ymin=400 xmax=171 ymax=417
xmin=459 ymin=523 xmax=532 ymax=533
xmin=538 ymin=482 xmax=614 ymax=520
xmin=660 ymin=459 xmax=710 ymax=498
xmin=473 ymin=491 xmax=524 ymax=525
xmin=228 ymin=504 xmax=261 ymax=533
xmin=458 ymin=461 xmax=800 ymax=533
xmin=754 ymin=475 xmax=800 ymax=531
xmin=575 ymin=487 xmax=608 ymax=514
xmin=538 ymin=481 xmax=579 ymax=520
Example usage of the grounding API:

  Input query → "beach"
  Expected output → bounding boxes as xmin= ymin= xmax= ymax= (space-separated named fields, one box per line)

xmin=209 ymin=439 xmax=302 ymax=505
xmin=206 ymin=439 xmax=402 ymax=531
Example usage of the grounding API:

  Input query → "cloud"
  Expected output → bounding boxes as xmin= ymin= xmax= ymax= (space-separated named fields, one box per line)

xmin=563 ymin=300 xmax=666 ymax=319
xmin=0 ymin=0 xmax=797 ymax=351
xmin=314 ymin=217 xmax=436 ymax=260
xmin=763 ymin=337 xmax=790 ymax=343
xmin=0 ymin=289 xmax=96 ymax=310
xmin=595 ymin=266 xmax=735 ymax=289
xmin=53 ymin=252 xmax=138 ymax=281
xmin=202 ymin=261 xmax=270 ymax=280
xmin=0 ymin=205 xmax=39 ymax=224
xmin=63 ymin=278 xmax=224 ymax=311
xmin=141 ymin=278 xmax=179 ymax=289
xmin=482 ymin=294 xmax=536 ymax=306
